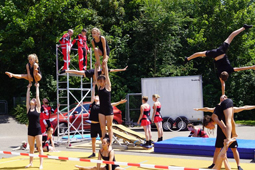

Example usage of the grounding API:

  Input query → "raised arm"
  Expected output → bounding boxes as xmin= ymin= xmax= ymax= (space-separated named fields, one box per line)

xmin=94 ymin=64 xmax=100 ymax=89
xmin=194 ymin=107 xmax=215 ymax=112
xmin=137 ymin=105 xmax=144 ymax=125
xmin=220 ymin=78 xmax=225 ymax=95
xmin=26 ymin=84 xmax=32 ymax=113
xmin=91 ymin=83 xmax=96 ymax=103
xmin=104 ymin=60 xmax=111 ymax=91
xmin=111 ymin=99 xmax=127 ymax=107
xmin=233 ymin=105 xmax=255 ymax=113
xmin=35 ymin=83 xmax=41 ymax=110
xmin=110 ymin=66 xmax=128 ymax=73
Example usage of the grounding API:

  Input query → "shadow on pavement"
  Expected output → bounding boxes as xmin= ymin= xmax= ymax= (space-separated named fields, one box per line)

xmin=0 ymin=115 xmax=10 ymax=124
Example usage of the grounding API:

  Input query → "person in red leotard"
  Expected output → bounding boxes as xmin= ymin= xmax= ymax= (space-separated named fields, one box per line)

xmin=40 ymin=98 xmax=59 ymax=134
xmin=137 ymin=96 xmax=152 ymax=147
xmin=72 ymin=28 xmax=89 ymax=70
xmin=42 ymin=127 xmax=55 ymax=152
xmin=152 ymin=94 xmax=163 ymax=142
xmin=187 ymin=124 xmax=209 ymax=138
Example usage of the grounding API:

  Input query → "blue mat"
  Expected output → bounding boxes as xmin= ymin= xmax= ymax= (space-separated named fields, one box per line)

xmin=154 ymin=137 xmax=255 ymax=159
xmin=62 ymin=134 xmax=100 ymax=140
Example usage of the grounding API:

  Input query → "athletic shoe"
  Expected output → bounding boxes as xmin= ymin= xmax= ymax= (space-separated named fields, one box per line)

xmin=184 ymin=57 xmax=189 ymax=64
xmin=238 ymin=166 xmax=243 ymax=170
xmin=208 ymin=163 xmax=215 ymax=169
xmin=243 ymin=24 xmax=253 ymax=29
xmin=59 ymin=69 xmax=66 ymax=74
xmin=88 ymin=153 xmax=95 ymax=158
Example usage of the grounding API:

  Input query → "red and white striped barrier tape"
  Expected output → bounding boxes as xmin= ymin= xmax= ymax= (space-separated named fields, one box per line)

xmin=0 ymin=151 xmax=210 ymax=170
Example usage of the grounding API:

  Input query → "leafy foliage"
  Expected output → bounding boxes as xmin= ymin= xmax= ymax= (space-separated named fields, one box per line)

xmin=1 ymin=0 xmax=255 ymax=122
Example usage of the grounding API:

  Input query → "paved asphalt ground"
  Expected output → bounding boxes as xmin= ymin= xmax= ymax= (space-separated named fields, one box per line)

xmin=0 ymin=115 xmax=255 ymax=165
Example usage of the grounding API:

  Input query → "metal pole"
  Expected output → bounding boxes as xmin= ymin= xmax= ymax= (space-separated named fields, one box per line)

xmin=66 ymin=43 xmax=70 ymax=146
xmin=81 ymin=73 xmax=84 ymax=137
xmin=56 ymin=44 xmax=60 ymax=141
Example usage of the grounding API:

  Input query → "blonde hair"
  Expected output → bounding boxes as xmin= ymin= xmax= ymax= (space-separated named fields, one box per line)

xmin=92 ymin=27 xmax=101 ymax=35
xmin=28 ymin=54 xmax=39 ymax=64
xmin=153 ymin=94 xmax=160 ymax=99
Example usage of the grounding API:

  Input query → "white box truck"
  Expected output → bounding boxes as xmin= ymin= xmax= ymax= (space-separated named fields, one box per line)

xmin=141 ymin=75 xmax=203 ymax=131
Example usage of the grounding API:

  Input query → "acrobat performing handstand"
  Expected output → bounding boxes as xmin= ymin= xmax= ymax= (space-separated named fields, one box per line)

xmin=185 ymin=24 xmax=254 ymax=95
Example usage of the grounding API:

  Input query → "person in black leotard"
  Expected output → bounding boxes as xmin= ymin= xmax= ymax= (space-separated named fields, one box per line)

xmin=88 ymin=83 xmax=127 ymax=158
xmin=75 ymin=138 xmax=124 ymax=170
xmin=6 ymin=54 xmax=42 ymax=84
xmin=184 ymin=24 xmax=254 ymax=95
xmin=26 ymin=83 xmax=43 ymax=169
xmin=60 ymin=66 xmax=128 ymax=82
xmin=197 ymin=97 xmax=255 ymax=170
xmin=91 ymin=27 xmax=110 ymax=70
xmin=95 ymin=60 xmax=114 ymax=144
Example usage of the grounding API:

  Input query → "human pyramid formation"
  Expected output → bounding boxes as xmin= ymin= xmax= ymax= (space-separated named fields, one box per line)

xmin=4 ymin=24 xmax=254 ymax=170
xmin=188 ymin=24 xmax=255 ymax=170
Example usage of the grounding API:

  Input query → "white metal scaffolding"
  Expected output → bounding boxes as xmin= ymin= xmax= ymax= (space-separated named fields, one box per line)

xmin=55 ymin=43 xmax=92 ymax=146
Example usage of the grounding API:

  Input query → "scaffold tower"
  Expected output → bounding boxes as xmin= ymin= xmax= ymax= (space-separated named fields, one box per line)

xmin=55 ymin=43 xmax=92 ymax=146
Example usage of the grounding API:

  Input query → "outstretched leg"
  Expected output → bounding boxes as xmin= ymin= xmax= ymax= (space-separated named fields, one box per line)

xmin=225 ymin=24 xmax=253 ymax=44
xmin=62 ymin=70 xmax=86 ymax=77
xmin=5 ymin=72 xmax=32 ymax=81
xmin=185 ymin=51 xmax=206 ymax=63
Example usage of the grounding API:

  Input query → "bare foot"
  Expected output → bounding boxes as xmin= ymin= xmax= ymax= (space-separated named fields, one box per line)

xmin=5 ymin=72 xmax=12 ymax=78
xmin=224 ymin=138 xmax=236 ymax=147
xmin=25 ymin=163 xmax=33 ymax=168
xmin=232 ymin=133 xmax=238 ymax=138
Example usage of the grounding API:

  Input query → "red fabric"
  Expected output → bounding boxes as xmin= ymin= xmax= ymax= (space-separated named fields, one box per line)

xmin=72 ymin=34 xmax=89 ymax=70
xmin=59 ymin=33 xmax=71 ymax=70
xmin=40 ymin=113 xmax=47 ymax=134
xmin=197 ymin=129 xmax=209 ymax=138
xmin=62 ymin=49 xmax=70 ymax=70
xmin=153 ymin=104 xmax=163 ymax=123
xmin=78 ymin=47 xmax=87 ymax=70
xmin=72 ymin=34 xmax=89 ymax=50
xmin=59 ymin=33 xmax=72 ymax=48
xmin=141 ymin=106 xmax=151 ymax=126
xmin=141 ymin=119 xmax=151 ymax=126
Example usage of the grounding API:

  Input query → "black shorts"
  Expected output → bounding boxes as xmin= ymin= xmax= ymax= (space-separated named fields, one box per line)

xmin=85 ymin=69 xmax=94 ymax=78
xmin=99 ymin=107 xmax=113 ymax=116
xmin=206 ymin=42 xmax=230 ymax=58
xmin=28 ymin=127 xmax=42 ymax=137
xmin=90 ymin=123 xmax=102 ymax=138
xmin=100 ymin=47 xmax=110 ymax=56
xmin=215 ymin=128 xmax=238 ymax=148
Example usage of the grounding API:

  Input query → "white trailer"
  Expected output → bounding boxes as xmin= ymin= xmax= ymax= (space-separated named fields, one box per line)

xmin=141 ymin=75 xmax=203 ymax=131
